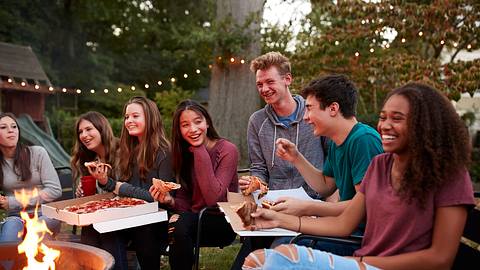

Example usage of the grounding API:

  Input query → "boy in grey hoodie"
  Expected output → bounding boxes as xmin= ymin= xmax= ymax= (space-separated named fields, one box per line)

xmin=232 ymin=52 xmax=326 ymax=270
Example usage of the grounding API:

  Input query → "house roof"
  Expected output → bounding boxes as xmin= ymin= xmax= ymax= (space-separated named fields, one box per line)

xmin=0 ymin=41 xmax=50 ymax=83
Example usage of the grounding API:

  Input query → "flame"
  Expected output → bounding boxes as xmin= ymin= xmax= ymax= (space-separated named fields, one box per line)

xmin=14 ymin=189 xmax=60 ymax=270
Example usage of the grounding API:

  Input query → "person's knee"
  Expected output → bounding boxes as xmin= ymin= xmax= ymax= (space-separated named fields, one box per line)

xmin=243 ymin=249 xmax=265 ymax=269
xmin=0 ymin=217 xmax=24 ymax=241
xmin=273 ymin=244 xmax=298 ymax=261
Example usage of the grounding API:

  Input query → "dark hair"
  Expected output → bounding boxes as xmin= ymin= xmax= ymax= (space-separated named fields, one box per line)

xmin=0 ymin=113 xmax=31 ymax=187
xmin=301 ymin=74 xmax=358 ymax=118
xmin=384 ymin=82 xmax=471 ymax=207
xmin=70 ymin=111 xmax=118 ymax=182
xmin=171 ymin=100 xmax=221 ymax=188
xmin=119 ymin=96 xmax=170 ymax=181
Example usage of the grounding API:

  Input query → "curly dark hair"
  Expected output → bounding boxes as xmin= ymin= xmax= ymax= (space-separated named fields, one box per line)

xmin=385 ymin=82 xmax=471 ymax=207
xmin=301 ymin=74 xmax=358 ymax=118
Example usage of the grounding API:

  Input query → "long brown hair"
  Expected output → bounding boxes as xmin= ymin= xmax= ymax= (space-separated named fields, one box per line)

xmin=0 ymin=113 xmax=31 ymax=187
xmin=384 ymin=82 xmax=471 ymax=207
xmin=119 ymin=96 xmax=170 ymax=181
xmin=70 ymin=111 xmax=118 ymax=182
xmin=171 ymin=100 xmax=221 ymax=188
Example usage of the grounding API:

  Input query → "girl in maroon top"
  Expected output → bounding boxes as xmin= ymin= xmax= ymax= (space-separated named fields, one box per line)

xmin=242 ymin=82 xmax=475 ymax=270
xmin=150 ymin=99 xmax=238 ymax=270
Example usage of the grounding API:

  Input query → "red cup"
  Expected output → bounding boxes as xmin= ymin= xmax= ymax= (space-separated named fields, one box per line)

xmin=81 ymin=176 xmax=97 ymax=196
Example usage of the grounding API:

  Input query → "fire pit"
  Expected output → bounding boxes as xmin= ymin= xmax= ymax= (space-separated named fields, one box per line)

xmin=0 ymin=241 xmax=114 ymax=270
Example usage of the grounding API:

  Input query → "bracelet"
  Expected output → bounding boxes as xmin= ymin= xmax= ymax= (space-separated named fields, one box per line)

xmin=297 ymin=216 xmax=302 ymax=232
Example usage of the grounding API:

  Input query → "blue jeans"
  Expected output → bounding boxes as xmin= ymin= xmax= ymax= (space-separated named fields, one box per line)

xmin=0 ymin=215 xmax=61 ymax=242
xmin=244 ymin=245 xmax=379 ymax=270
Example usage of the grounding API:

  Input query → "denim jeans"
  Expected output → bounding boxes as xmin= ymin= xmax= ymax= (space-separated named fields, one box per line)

xmin=243 ymin=245 xmax=380 ymax=270
xmin=0 ymin=215 xmax=61 ymax=242
xmin=271 ymin=236 xmax=360 ymax=256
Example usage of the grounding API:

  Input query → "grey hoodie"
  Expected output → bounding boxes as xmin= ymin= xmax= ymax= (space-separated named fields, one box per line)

xmin=247 ymin=95 xmax=325 ymax=198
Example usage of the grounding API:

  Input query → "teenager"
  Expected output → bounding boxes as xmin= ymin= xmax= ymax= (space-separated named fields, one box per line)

xmin=89 ymin=97 xmax=174 ymax=270
xmin=150 ymin=99 xmax=238 ymax=270
xmin=0 ymin=113 xmax=62 ymax=242
xmin=232 ymin=51 xmax=327 ymax=269
xmin=243 ymin=82 xmax=475 ymax=270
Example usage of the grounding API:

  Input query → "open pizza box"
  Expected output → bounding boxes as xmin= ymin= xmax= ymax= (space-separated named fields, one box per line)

xmin=217 ymin=191 xmax=300 ymax=237
xmin=42 ymin=192 xmax=167 ymax=232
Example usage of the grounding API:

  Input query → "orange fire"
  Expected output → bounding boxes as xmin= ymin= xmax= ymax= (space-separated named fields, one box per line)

xmin=14 ymin=189 xmax=60 ymax=270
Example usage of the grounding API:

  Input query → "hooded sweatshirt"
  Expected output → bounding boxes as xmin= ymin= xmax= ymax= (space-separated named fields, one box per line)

xmin=247 ymin=95 xmax=325 ymax=198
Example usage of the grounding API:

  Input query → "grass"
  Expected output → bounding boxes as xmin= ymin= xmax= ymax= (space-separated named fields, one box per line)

xmin=160 ymin=242 xmax=241 ymax=270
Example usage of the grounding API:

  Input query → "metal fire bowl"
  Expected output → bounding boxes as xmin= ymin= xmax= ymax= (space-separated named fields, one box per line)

xmin=0 ymin=241 xmax=114 ymax=270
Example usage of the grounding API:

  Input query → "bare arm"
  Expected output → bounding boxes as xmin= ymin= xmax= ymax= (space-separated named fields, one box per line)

xmin=362 ymin=206 xmax=467 ymax=270
xmin=276 ymin=138 xmax=337 ymax=197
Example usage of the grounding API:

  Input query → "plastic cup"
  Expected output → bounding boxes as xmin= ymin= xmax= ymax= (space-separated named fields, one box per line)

xmin=81 ymin=176 xmax=97 ymax=196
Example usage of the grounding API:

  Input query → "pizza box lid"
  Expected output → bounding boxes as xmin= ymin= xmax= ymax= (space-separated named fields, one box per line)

xmin=93 ymin=210 xmax=167 ymax=233
xmin=41 ymin=192 xmax=159 ymax=226
xmin=218 ymin=192 xmax=299 ymax=237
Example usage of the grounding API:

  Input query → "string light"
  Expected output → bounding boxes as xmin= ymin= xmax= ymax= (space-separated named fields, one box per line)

xmin=104 ymin=89 xmax=109 ymax=93
xmin=240 ymin=59 xmax=245 ymax=64
xmin=467 ymin=44 xmax=472 ymax=50
xmin=335 ymin=41 xmax=340 ymax=46
xmin=131 ymin=86 xmax=136 ymax=91
xmin=183 ymin=73 xmax=188 ymax=78
xmin=48 ymin=86 xmax=54 ymax=91
xmin=418 ymin=31 xmax=423 ymax=37
xmin=76 ymin=89 xmax=81 ymax=94
xmin=62 ymin=88 xmax=67 ymax=92
xmin=144 ymin=84 xmax=149 ymax=89
xmin=117 ymin=87 xmax=122 ymax=92
xmin=370 ymin=48 xmax=375 ymax=53
xmin=355 ymin=52 xmax=360 ymax=57
xmin=440 ymin=40 xmax=445 ymax=45
xmin=7 ymin=78 xmax=12 ymax=83
xmin=170 ymin=77 xmax=176 ymax=83
xmin=230 ymin=57 xmax=235 ymax=63
xmin=196 ymin=69 xmax=201 ymax=74
xmin=157 ymin=81 xmax=163 ymax=86
xmin=453 ymin=42 xmax=458 ymax=47
xmin=401 ymin=38 xmax=406 ymax=43
xmin=34 ymin=84 xmax=40 ymax=89
xmin=90 ymin=89 xmax=95 ymax=93
xmin=21 ymin=82 xmax=26 ymax=86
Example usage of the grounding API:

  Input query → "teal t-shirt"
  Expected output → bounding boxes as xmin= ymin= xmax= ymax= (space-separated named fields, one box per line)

xmin=323 ymin=122 xmax=383 ymax=201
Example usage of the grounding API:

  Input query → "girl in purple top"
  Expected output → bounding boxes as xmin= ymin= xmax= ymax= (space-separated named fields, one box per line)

xmin=242 ymin=82 xmax=475 ymax=270
xmin=150 ymin=99 xmax=238 ymax=270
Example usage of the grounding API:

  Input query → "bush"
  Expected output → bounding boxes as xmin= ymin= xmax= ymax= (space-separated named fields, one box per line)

xmin=155 ymin=86 xmax=194 ymax=138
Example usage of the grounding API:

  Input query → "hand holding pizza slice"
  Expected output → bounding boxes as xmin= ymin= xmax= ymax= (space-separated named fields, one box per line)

xmin=241 ymin=176 xmax=269 ymax=199
xmin=84 ymin=161 xmax=112 ymax=185
xmin=149 ymin=178 xmax=181 ymax=206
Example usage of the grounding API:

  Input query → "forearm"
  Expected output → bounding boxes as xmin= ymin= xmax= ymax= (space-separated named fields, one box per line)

xmin=303 ymin=200 xmax=350 ymax=217
xmin=362 ymin=249 xmax=450 ymax=270
xmin=277 ymin=213 xmax=352 ymax=237
xmin=292 ymin=154 xmax=331 ymax=196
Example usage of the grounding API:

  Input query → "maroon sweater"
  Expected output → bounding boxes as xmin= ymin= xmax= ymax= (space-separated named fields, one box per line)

xmin=174 ymin=139 xmax=239 ymax=213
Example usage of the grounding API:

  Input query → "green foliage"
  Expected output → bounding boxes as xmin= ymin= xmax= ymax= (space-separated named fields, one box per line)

xmin=471 ymin=148 xmax=480 ymax=183
xmin=154 ymin=86 xmax=194 ymax=137
xmin=292 ymin=0 xmax=480 ymax=116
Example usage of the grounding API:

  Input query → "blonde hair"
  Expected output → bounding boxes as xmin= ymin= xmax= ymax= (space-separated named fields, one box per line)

xmin=250 ymin=51 xmax=291 ymax=75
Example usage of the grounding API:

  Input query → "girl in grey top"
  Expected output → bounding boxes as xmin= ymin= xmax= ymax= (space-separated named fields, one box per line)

xmin=0 ymin=112 xmax=61 ymax=242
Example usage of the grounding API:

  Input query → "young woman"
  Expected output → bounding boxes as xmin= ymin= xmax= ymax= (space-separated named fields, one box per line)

xmin=89 ymin=96 xmax=173 ymax=270
xmin=150 ymin=99 xmax=239 ymax=270
xmin=0 ymin=113 xmax=62 ymax=242
xmin=70 ymin=111 xmax=126 ymax=270
xmin=243 ymin=82 xmax=475 ymax=270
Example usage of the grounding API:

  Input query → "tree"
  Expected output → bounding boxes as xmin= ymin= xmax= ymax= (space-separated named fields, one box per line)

xmin=208 ymin=0 xmax=265 ymax=166
xmin=293 ymin=0 xmax=480 ymax=116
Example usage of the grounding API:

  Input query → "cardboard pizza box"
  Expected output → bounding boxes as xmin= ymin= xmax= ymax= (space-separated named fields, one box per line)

xmin=218 ymin=192 xmax=300 ymax=237
xmin=41 ymin=192 xmax=163 ymax=227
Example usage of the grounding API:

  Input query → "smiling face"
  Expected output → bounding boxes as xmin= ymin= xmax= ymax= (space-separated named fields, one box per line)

xmin=377 ymin=94 xmax=410 ymax=155
xmin=179 ymin=109 xmax=209 ymax=147
xmin=303 ymin=95 xmax=333 ymax=137
xmin=255 ymin=66 xmax=292 ymax=105
xmin=78 ymin=119 xmax=103 ymax=153
xmin=0 ymin=116 xmax=19 ymax=150
xmin=124 ymin=103 xmax=146 ymax=138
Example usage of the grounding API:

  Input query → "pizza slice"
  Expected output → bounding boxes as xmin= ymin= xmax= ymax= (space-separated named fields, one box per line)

xmin=261 ymin=199 xmax=277 ymax=209
xmin=235 ymin=201 xmax=257 ymax=228
xmin=242 ymin=176 xmax=269 ymax=199
xmin=84 ymin=161 xmax=112 ymax=169
xmin=152 ymin=178 xmax=181 ymax=193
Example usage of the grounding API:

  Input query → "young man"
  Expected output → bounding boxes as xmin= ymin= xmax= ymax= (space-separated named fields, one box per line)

xmin=270 ymin=74 xmax=384 ymax=254
xmin=231 ymin=52 xmax=327 ymax=269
